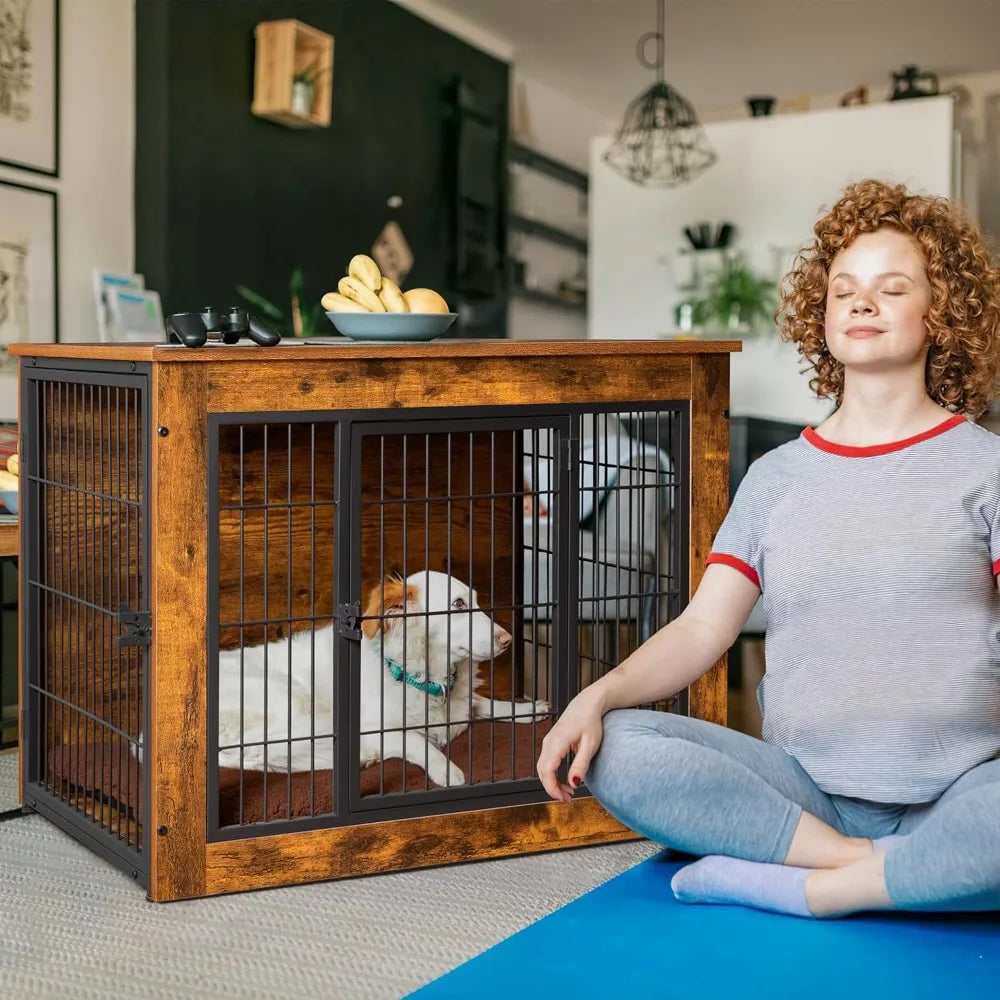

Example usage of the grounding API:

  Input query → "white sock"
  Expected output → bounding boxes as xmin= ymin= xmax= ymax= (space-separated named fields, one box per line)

xmin=670 ymin=855 xmax=814 ymax=918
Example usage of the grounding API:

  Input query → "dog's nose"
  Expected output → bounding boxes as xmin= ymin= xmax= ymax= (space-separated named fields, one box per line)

xmin=494 ymin=628 xmax=512 ymax=650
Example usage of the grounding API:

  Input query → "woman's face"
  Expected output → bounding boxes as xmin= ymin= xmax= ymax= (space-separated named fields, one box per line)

xmin=824 ymin=228 xmax=933 ymax=373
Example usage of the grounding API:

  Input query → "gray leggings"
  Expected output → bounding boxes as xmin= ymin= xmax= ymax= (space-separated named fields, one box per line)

xmin=586 ymin=709 xmax=1000 ymax=911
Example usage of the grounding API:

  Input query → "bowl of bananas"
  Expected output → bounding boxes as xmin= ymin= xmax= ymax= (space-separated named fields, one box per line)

xmin=322 ymin=255 xmax=457 ymax=342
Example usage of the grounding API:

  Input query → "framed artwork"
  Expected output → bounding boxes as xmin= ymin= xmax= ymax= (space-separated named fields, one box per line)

xmin=0 ymin=178 xmax=57 ymax=419
xmin=0 ymin=0 xmax=59 ymax=177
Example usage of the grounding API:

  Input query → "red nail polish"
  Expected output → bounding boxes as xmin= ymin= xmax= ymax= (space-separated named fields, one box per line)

xmin=572 ymin=775 xmax=581 ymax=787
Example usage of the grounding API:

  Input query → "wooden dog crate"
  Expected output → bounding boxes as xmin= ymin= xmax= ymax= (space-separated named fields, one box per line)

xmin=13 ymin=339 xmax=737 ymax=901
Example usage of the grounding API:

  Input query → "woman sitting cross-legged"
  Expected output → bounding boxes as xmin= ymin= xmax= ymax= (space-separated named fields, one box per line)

xmin=536 ymin=178 xmax=1000 ymax=918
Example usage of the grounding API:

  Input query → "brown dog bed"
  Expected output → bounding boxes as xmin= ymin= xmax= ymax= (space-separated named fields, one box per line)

xmin=50 ymin=717 xmax=552 ymax=828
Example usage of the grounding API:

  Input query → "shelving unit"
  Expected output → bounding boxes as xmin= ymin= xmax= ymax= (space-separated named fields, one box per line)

xmin=507 ymin=142 xmax=589 ymax=314
xmin=251 ymin=19 xmax=334 ymax=129
xmin=509 ymin=214 xmax=587 ymax=254
xmin=510 ymin=142 xmax=588 ymax=193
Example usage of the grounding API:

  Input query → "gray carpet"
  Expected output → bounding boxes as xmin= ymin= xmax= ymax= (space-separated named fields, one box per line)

xmin=0 ymin=750 xmax=656 ymax=999
xmin=0 ymin=748 xmax=17 ymax=811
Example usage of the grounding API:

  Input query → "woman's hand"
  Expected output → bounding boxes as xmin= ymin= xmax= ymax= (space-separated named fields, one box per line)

xmin=536 ymin=689 xmax=605 ymax=802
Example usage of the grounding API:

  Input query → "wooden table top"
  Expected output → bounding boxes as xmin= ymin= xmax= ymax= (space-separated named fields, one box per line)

xmin=0 ymin=521 xmax=18 ymax=558
xmin=10 ymin=337 xmax=743 ymax=364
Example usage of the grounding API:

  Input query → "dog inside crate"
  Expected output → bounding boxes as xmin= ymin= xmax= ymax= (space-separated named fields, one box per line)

xmin=213 ymin=421 xmax=554 ymax=826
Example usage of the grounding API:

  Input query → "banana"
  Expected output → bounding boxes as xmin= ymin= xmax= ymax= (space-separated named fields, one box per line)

xmin=348 ymin=254 xmax=382 ymax=293
xmin=377 ymin=277 xmax=409 ymax=313
xmin=321 ymin=291 xmax=368 ymax=314
xmin=6 ymin=454 xmax=17 ymax=476
xmin=338 ymin=276 xmax=385 ymax=312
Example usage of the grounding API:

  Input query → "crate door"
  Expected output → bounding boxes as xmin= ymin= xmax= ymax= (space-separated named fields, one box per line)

xmin=347 ymin=415 xmax=571 ymax=815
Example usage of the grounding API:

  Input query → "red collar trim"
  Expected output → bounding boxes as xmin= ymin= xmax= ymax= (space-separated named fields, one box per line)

xmin=802 ymin=413 xmax=966 ymax=457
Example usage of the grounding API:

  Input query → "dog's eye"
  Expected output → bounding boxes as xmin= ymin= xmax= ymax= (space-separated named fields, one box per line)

xmin=452 ymin=597 xmax=466 ymax=609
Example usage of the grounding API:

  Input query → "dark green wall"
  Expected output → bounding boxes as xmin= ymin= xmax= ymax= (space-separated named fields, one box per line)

xmin=134 ymin=0 xmax=509 ymax=337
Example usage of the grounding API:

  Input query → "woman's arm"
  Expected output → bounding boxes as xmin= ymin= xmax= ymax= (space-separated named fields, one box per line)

xmin=536 ymin=563 xmax=760 ymax=800
xmin=589 ymin=563 xmax=762 ymax=712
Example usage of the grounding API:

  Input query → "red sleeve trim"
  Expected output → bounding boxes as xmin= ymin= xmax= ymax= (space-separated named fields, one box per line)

xmin=706 ymin=553 xmax=760 ymax=589
xmin=992 ymin=558 xmax=1000 ymax=578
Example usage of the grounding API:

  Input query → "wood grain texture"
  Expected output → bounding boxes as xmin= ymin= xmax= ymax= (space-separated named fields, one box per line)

xmin=204 ymin=357 xmax=694 ymax=414
xmin=0 ymin=522 xmax=18 ymax=557
xmin=202 ymin=796 xmax=638 ymax=899
xmin=10 ymin=340 xmax=742 ymax=365
xmin=687 ymin=354 xmax=731 ymax=726
xmin=148 ymin=364 xmax=209 ymax=901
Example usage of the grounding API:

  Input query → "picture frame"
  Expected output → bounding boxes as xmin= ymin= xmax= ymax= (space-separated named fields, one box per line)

xmin=0 ymin=0 xmax=60 ymax=177
xmin=0 ymin=178 xmax=58 ymax=419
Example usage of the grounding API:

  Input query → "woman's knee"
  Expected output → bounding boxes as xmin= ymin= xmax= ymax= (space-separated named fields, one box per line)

xmin=586 ymin=709 xmax=690 ymax=803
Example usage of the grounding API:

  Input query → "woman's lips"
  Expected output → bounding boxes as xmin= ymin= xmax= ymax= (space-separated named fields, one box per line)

xmin=845 ymin=325 xmax=884 ymax=338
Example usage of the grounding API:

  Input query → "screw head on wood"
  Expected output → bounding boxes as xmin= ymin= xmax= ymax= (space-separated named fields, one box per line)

xmin=157 ymin=426 xmax=169 ymax=437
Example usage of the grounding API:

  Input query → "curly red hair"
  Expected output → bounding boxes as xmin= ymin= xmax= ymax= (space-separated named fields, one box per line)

xmin=777 ymin=179 xmax=1000 ymax=418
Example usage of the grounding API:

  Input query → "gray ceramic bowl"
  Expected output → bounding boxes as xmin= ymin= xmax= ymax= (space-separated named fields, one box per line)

xmin=0 ymin=490 xmax=17 ymax=515
xmin=325 ymin=311 xmax=458 ymax=342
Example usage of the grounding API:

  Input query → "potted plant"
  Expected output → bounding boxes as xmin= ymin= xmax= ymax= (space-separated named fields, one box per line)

xmin=694 ymin=254 xmax=777 ymax=334
xmin=237 ymin=266 xmax=329 ymax=337
xmin=291 ymin=58 xmax=325 ymax=116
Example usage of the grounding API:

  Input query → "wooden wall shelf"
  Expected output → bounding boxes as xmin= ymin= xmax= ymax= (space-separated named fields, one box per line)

xmin=251 ymin=19 xmax=334 ymax=129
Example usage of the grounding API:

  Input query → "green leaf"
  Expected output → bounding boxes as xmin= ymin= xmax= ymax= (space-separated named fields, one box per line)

xmin=236 ymin=284 xmax=284 ymax=321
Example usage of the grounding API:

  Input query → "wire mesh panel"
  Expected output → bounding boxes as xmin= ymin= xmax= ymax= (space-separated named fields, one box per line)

xmin=208 ymin=419 xmax=340 ymax=834
xmin=207 ymin=404 xmax=687 ymax=833
xmin=351 ymin=418 xmax=557 ymax=812
xmin=523 ymin=406 xmax=688 ymax=715
xmin=22 ymin=369 xmax=150 ymax=878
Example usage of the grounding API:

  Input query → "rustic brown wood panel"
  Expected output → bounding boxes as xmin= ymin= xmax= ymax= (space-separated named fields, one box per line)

xmin=359 ymin=429 xmax=516 ymax=697
xmin=34 ymin=380 xmax=145 ymax=808
xmin=216 ymin=422 xmax=338 ymax=647
xmin=687 ymin=354 xmax=731 ymax=726
xmin=11 ymin=340 xmax=742 ymax=365
xmin=148 ymin=364 xmax=209 ymax=902
xmin=204 ymin=358 xmax=693 ymax=413
xmin=201 ymin=796 xmax=638 ymax=899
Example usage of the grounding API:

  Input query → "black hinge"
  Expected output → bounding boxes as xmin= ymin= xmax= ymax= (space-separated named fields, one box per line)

xmin=117 ymin=605 xmax=151 ymax=648
xmin=337 ymin=601 xmax=362 ymax=640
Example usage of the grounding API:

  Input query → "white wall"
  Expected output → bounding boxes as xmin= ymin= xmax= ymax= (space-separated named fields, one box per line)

xmin=0 ymin=0 xmax=134 ymax=418
xmin=589 ymin=98 xmax=954 ymax=423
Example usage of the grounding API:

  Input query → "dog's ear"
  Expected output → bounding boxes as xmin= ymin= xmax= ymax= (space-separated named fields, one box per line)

xmin=361 ymin=574 xmax=417 ymax=639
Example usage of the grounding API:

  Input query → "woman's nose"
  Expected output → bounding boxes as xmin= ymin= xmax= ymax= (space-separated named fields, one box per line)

xmin=851 ymin=293 xmax=876 ymax=315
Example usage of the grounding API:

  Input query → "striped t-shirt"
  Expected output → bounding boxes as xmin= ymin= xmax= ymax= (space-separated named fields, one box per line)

xmin=709 ymin=414 xmax=1000 ymax=803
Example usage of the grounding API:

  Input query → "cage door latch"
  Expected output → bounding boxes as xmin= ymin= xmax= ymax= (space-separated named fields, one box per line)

xmin=117 ymin=606 xmax=151 ymax=648
xmin=337 ymin=601 xmax=362 ymax=640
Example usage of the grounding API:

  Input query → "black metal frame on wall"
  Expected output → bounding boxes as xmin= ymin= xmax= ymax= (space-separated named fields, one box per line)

xmin=0 ymin=0 xmax=60 ymax=177
xmin=204 ymin=402 xmax=689 ymax=842
xmin=20 ymin=360 xmax=152 ymax=887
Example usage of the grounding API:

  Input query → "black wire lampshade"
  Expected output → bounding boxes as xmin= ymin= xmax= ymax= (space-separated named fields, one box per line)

xmin=603 ymin=0 xmax=717 ymax=187
xmin=603 ymin=80 xmax=717 ymax=187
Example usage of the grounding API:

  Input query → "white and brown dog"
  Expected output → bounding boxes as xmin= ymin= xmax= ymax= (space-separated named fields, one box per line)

xmin=214 ymin=570 xmax=548 ymax=786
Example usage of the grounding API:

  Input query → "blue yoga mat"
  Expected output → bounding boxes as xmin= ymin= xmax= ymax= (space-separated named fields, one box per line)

xmin=411 ymin=851 xmax=1000 ymax=999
